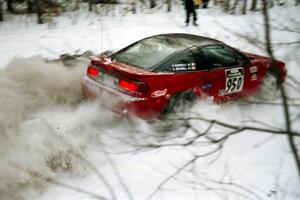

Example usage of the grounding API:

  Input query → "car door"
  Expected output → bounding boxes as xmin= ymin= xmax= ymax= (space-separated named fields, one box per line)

xmin=190 ymin=47 xmax=224 ymax=102
xmin=159 ymin=49 xmax=213 ymax=99
xmin=200 ymin=45 xmax=251 ymax=101
xmin=161 ymin=47 xmax=227 ymax=103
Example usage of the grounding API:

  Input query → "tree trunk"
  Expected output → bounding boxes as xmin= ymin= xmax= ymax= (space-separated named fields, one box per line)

xmin=27 ymin=0 xmax=34 ymax=13
xmin=250 ymin=0 xmax=256 ymax=11
xmin=0 ymin=1 xmax=3 ymax=21
xmin=89 ymin=0 xmax=93 ymax=12
xmin=74 ymin=0 xmax=81 ymax=11
xmin=262 ymin=0 xmax=300 ymax=178
xmin=7 ymin=0 xmax=14 ymax=13
xmin=242 ymin=0 xmax=247 ymax=14
xmin=131 ymin=0 xmax=136 ymax=13
xmin=224 ymin=0 xmax=230 ymax=12
xmin=150 ymin=0 xmax=156 ymax=9
xmin=231 ymin=0 xmax=239 ymax=14
xmin=167 ymin=0 xmax=171 ymax=12
xmin=35 ymin=0 xmax=43 ymax=24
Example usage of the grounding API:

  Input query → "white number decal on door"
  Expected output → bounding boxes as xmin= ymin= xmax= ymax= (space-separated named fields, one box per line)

xmin=225 ymin=67 xmax=244 ymax=94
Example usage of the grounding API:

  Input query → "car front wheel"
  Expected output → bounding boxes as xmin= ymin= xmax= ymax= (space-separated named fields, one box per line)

xmin=259 ymin=72 xmax=280 ymax=100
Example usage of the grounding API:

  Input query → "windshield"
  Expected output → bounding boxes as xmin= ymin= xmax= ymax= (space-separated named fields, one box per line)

xmin=111 ymin=36 xmax=186 ymax=70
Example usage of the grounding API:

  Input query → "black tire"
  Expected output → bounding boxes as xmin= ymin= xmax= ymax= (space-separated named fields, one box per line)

xmin=151 ymin=91 xmax=195 ymax=132
xmin=259 ymin=71 xmax=280 ymax=100
xmin=163 ymin=91 xmax=196 ymax=115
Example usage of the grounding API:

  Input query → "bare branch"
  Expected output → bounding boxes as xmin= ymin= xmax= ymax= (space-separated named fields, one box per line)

xmin=169 ymin=115 xmax=300 ymax=137
xmin=76 ymin=155 xmax=117 ymax=200
xmin=262 ymin=0 xmax=300 ymax=178
xmin=280 ymin=86 xmax=300 ymax=177
xmin=140 ymin=121 xmax=214 ymax=149
xmin=14 ymin=164 xmax=111 ymax=200
xmin=146 ymin=146 xmax=222 ymax=200
xmin=46 ymin=179 xmax=111 ymax=200
xmin=100 ymin=145 xmax=135 ymax=200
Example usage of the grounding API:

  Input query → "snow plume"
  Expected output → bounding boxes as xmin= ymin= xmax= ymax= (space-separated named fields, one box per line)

xmin=0 ymin=57 xmax=116 ymax=199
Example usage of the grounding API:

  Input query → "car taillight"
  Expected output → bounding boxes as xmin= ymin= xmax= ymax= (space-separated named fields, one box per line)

xmin=119 ymin=80 xmax=138 ymax=91
xmin=118 ymin=79 xmax=149 ymax=94
xmin=87 ymin=66 xmax=98 ymax=77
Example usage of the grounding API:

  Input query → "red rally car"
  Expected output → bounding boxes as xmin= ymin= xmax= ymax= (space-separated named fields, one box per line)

xmin=82 ymin=33 xmax=286 ymax=119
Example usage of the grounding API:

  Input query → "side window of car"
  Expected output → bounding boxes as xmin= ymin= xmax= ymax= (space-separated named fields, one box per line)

xmin=194 ymin=49 xmax=212 ymax=71
xmin=201 ymin=45 xmax=247 ymax=68
xmin=165 ymin=49 xmax=197 ymax=72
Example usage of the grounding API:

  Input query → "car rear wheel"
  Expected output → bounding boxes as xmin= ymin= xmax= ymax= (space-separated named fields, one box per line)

xmin=152 ymin=92 xmax=195 ymax=132
xmin=164 ymin=92 xmax=196 ymax=115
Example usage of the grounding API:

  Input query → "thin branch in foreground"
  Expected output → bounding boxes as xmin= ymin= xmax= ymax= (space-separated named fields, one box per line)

xmin=99 ymin=144 xmax=135 ymax=200
xmin=262 ymin=0 xmax=300 ymax=178
xmin=241 ymin=117 xmax=282 ymax=130
xmin=169 ymin=115 xmax=300 ymax=137
xmin=174 ymin=173 xmax=264 ymax=200
xmin=239 ymin=99 xmax=300 ymax=107
xmin=46 ymin=179 xmax=111 ymax=200
xmin=281 ymin=86 xmax=300 ymax=177
xmin=146 ymin=146 xmax=222 ymax=200
xmin=13 ymin=164 xmax=110 ymax=200
xmin=140 ymin=121 xmax=214 ymax=149
xmin=76 ymin=155 xmax=117 ymax=200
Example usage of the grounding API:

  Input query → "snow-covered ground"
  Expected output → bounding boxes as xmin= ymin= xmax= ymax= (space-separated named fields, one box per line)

xmin=0 ymin=2 xmax=300 ymax=200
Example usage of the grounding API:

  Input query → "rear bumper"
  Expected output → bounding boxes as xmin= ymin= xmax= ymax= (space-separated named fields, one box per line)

xmin=82 ymin=76 xmax=159 ymax=119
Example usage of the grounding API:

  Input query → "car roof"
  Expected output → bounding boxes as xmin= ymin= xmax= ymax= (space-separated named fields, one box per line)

xmin=148 ymin=33 xmax=224 ymax=48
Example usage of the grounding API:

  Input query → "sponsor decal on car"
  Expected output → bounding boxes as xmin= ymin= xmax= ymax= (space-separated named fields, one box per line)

xmin=219 ymin=89 xmax=225 ymax=96
xmin=251 ymin=74 xmax=258 ymax=81
xmin=250 ymin=66 xmax=258 ymax=73
xmin=201 ymin=83 xmax=213 ymax=90
xmin=172 ymin=63 xmax=197 ymax=71
xmin=250 ymin=66 xmax=258 ymax=81
xmin=225 ymin=67 xmax=244 ymax=94
xmin=151 ymin=89 xmax=167 ymax=98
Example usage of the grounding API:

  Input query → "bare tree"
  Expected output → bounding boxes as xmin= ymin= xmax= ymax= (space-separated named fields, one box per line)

xmin=7 ymin=0 xmax=13 ymax=13
xmin=167 ymin=0 xmax=171 ymax=12
xmin=262 ymin=0 xmax=300 ymax=177
xmin=150 ymin=0 xmax=156 ymax=8
xmin=130 ymin=0 xmax=136 ymax=14
xmin=250 ymin=0 xmax=257 ymax=10
xmin=27 ymin=0 xmax=34 ymax=13
xmin=74 ymin=0 xmax=81 ymax=10
xmin=231 ymin=0 xmax=239 ymax=14
xmin=224 ymin=0 xmax=230 ymax=12
xmin=242 ymin=0 xmax=247 ymax=14
xmin=89 ymin=0 xmax=93 ymax=11
xmin=0 ymin=0 xmax=3 ymax=21
xmin=35 ymin=0 xmax=43 ymax=24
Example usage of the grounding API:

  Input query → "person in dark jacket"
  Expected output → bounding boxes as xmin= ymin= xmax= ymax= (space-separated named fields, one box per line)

xmin=184 ymin=0 xmax=198 ymax=26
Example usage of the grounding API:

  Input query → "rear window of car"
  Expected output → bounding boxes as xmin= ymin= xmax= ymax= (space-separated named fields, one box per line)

xmin=111 ymin=36 xmax=186 ymax=70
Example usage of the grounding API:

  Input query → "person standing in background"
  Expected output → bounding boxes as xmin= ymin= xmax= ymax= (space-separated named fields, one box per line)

xmin=184 ymin=0 xmax=198 ymax=26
